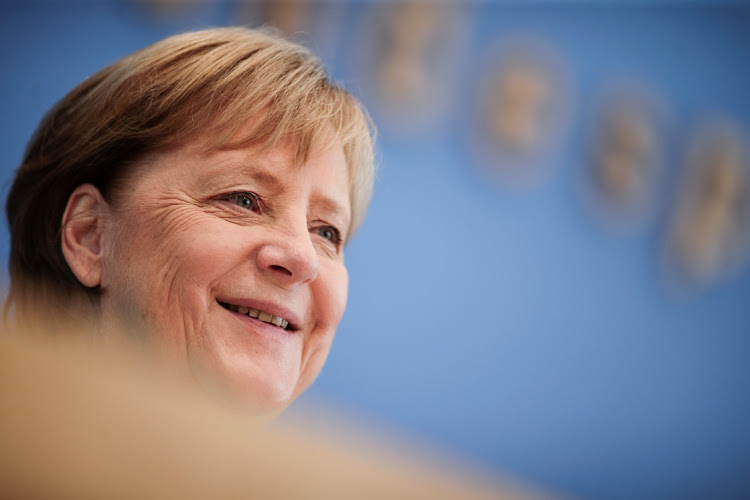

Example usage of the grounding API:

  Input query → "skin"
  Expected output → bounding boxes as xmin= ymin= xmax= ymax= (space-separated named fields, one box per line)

xmin=65 ymin=133 xmax=351 ymax=415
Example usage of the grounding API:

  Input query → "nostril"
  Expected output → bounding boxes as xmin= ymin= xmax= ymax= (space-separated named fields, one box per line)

xmin=270 ymin=264 xmax=293 ymax=276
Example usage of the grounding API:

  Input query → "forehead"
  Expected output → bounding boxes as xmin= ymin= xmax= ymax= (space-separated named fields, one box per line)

xmin=206 ymin=139 xmax=350 ymax=190
xmin=205 ymin=114 xmax=347 ymax=176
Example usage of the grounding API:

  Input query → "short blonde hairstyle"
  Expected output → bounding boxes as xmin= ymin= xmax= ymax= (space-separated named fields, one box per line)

xmin=5 ymin=27 xmax=375 ymax=318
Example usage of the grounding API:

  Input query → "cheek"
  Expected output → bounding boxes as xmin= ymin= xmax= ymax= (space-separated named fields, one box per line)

xmin=304 ymin=262 xmax=348 ymax=349
xmin=113 ymin=202 xmax=231 ymax=272
xmin=293 ymin=262 xmax=348 ymax=398
xmin=292 ymin=263 xmax=349 ymax=392
xmin=307 ymin=262 xmax=348 ymax=362
xmin=319 ymin=262 xmax=349 ymax=327
xmin=102 ymin=205 xmax=243 ymax=324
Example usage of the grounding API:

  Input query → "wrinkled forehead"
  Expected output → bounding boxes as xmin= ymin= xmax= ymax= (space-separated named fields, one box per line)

xmin=189 ymin=109 xmax=343 ymax=170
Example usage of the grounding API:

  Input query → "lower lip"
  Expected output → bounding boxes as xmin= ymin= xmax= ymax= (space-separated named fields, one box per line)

xmin=222 ymin=306 xmax=295 ymax=338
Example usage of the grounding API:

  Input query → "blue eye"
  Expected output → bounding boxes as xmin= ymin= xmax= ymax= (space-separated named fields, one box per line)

xmin=314 ymin=226 xmax=341 ymax=245
xmin=226 ymin=192 xmax=261 ymax=212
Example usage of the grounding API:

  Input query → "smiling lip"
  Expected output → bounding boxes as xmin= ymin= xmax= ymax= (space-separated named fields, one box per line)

xmin=216 ymin=298 xmax=300 ymax=332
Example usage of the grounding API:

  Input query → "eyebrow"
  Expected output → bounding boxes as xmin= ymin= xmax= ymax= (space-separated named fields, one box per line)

xmin=207 ymin=160 xmax=284 ymax=193
xmin=247 ymin=169 xmax=282 ymax=192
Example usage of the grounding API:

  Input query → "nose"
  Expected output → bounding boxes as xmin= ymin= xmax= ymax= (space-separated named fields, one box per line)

xmin=256 ymin=223 xmax=319 ymax=288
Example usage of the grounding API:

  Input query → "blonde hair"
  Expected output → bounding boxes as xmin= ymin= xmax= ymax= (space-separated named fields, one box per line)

xmin=5 ymin=27 xmax=375 ymax=320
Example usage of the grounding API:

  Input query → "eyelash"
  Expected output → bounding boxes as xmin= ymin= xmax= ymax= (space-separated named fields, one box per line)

xmin=223 ymin=191 xmax=263 ymax=213
xmin=222 ymin=192 xmax=343 ymax=248
xmin=313 ymin=225 xmax=342 ymax=247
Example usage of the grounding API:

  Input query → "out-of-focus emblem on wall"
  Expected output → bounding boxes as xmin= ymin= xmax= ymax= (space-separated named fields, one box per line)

xmin=583 ymin=84 xmax=667 ymax=231
xmin=133 ymin=0 xmax=219 ymax=18
xmin=666 ymin=120 xmax=750 ymax=286
xmin=234 ymin=0 xmax=343 ymax=62
xmin=235 ymin=0 xmax=308 ymax=35
xmin=354 ymin=0 xmax=469 ymax=134
xmin=473 ymin=36 xmax=572 ymax=188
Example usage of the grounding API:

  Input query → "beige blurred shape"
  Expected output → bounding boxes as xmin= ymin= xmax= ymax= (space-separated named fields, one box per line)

xmin=485 ymin=61 xmax=554 ymax=155
xmin=670 ymin=123 xmax=750 ymax=284
xmin=376 ymin=1 xmax=451 ymax=112
xmin=267 ymin=0 xmax=308 ymax=35
xmin=469 ymin=36 xmax=571 ymax=190
xmin=477 ymin=35 xmax=572 ymax=172
xmin=233 ymin=0 xmax=310 ymax=37
xmin=134 ymin=0 xmax=217 ymax=17
xmin=594 ymin=102 xmax=659 ymax=211
xmin=0 ymin=331 xmax=555 ymax=500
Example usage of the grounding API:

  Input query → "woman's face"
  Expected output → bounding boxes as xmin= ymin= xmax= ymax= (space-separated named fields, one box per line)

xmin=98 ymin=133 xmax=351 ymax=413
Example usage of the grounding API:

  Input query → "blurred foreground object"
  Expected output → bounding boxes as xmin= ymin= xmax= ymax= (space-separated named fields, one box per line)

xmin=667 ymin=120 xmax=750 ymax=286
xmin=0 ymin=332 xmax=552 ymax=500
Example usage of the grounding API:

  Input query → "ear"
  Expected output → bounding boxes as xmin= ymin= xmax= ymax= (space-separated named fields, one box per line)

xmin=61 ymin=184 xmax=109 ymax=288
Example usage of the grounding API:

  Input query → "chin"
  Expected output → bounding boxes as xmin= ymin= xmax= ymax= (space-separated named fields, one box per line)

xmin=193 ymin=357 xmax=300 ymax=415
xmin=234 ymin=376 xmax=297 ymax=415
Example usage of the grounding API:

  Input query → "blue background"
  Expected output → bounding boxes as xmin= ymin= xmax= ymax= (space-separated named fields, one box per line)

xmin=2 ymin=1 xmax=749 ymax=498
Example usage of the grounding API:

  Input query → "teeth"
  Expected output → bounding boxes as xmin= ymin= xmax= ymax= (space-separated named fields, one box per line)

xmin=258 ymin=311 xmax=290 ymax=330
xmin=258 ymin=311 xmax=272 ymax=323
xmin=220 ymin=302 xmax=290 ymax=330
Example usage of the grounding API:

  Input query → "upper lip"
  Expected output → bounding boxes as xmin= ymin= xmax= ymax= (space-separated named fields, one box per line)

xmin=216 ymin=297 xmax=302 ymax=331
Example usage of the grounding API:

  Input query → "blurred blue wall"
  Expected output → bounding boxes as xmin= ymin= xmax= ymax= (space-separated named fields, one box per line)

xmin=2 ymin=1 xmax=749 ymax=498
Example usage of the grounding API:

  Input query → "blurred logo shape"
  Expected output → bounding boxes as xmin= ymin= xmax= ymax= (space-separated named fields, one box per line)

xmin=357 ymin=0 xmax=468 ymax=134
xmin=234 ymin=0 xmax=344 ymax=64
xmin=585 ymin=84 xmax=667 ymax=230
xmin=474 ymin=35 xmax=572 ymax=187
xmin=485 ymin=59 xmax=553 ymax=155
xmin=377 ymin=2 xmax=444 ymax=108
xmin=236 ymin=0 xmax=309 ymax=36
xmin=133 ymin=0 xmax=219 ymax=18
xmin=668 ymin=120 xmax=750 ymax=285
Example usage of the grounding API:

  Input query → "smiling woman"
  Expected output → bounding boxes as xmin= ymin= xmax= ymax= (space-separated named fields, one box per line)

xmin=5 ymin=27 xmax=375 ymax=414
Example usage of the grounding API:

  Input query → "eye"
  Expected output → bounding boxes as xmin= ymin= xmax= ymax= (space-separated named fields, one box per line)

xmin=224 ymin=192 xmax=262 ymax=213
xmin=313 ymin=225 xmax=341 ymax=246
